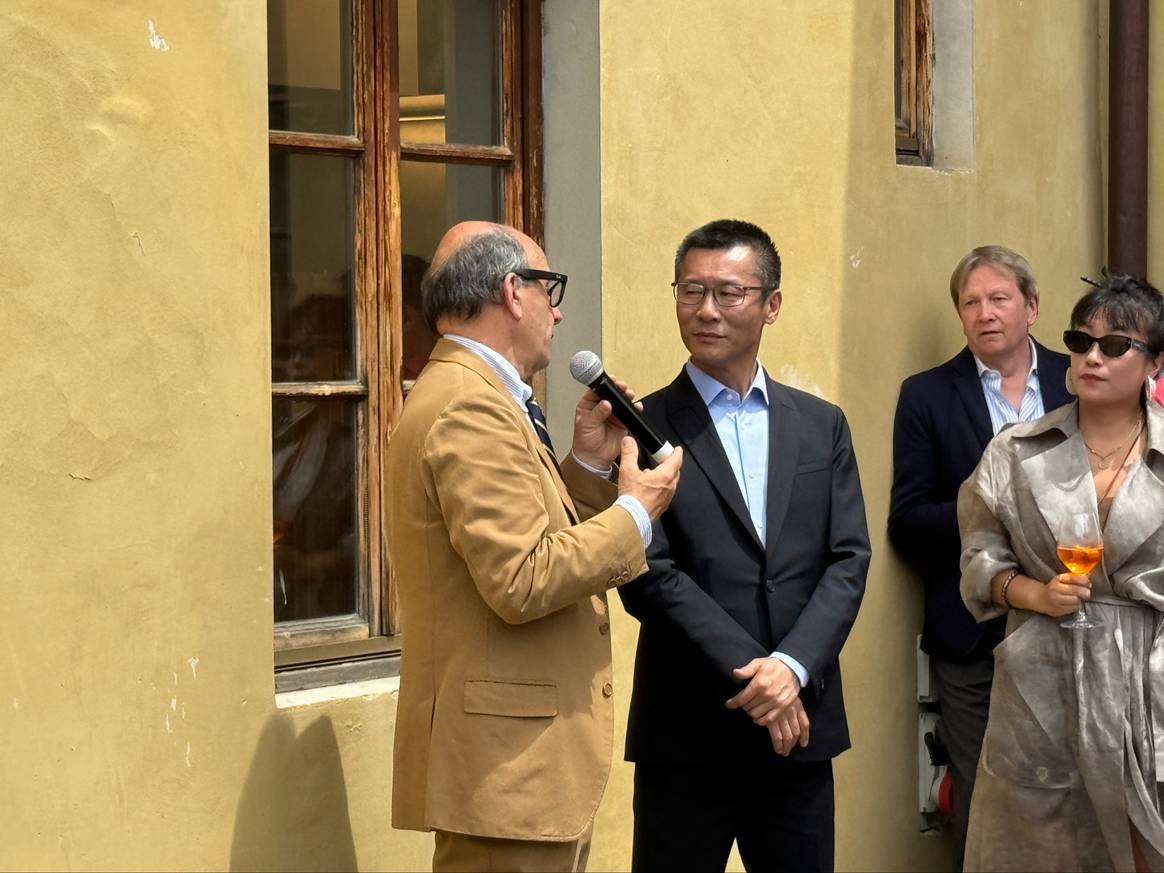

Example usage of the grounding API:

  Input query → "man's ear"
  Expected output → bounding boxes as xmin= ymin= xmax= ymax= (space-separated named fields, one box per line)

xmin=499 ymin=272 xmax=524 ymax=320
xmin=764 ymin=290 xmax=782 ymax=325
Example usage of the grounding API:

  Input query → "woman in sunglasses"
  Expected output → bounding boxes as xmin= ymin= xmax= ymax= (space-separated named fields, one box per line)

xmin=956 ymin=273 xmax=1164 ymax=871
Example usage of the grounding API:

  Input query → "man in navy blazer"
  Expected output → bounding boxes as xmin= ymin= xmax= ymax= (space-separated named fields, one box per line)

xmin=889 ymin=245 xmax=1071 ymax=864
xmin=620 ymin=220 xmax=870 ymax=872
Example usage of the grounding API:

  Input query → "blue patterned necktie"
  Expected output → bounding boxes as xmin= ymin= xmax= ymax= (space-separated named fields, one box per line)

xmin=525 ymin=397 xmax=556 ymax=456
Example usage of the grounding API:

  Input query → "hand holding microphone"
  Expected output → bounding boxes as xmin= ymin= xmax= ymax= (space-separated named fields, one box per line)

xmin=569 ymin=350 xmax=682 ymax=520
xmin=569 ymin=351 xmax=675 ymax=465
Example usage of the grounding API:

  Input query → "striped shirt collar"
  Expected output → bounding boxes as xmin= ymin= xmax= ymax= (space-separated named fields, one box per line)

xmin=443 ymin=334 xmax=533 ymax=409
xmin=973 ymin=336 xmax=1039 ymax=381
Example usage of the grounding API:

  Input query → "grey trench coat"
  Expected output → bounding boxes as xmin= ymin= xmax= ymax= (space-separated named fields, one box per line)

xmin=958 ymin=400 xmax=1164 ymax=871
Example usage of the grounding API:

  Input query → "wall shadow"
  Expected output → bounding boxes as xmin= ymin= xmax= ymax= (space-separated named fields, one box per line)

xmin=230 ymin=713 xmax=359 ymax=872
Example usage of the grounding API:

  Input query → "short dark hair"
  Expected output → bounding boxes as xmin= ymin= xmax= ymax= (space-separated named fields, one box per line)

xmin=674 ymin=219 xmax=781 ymax=295
xmin=1070 ymin=273 xmax=1164 ymax=354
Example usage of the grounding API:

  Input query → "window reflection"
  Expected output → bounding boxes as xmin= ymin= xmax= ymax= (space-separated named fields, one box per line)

xmin=401 ymin=253 xmax=437 ymax=382
xmin=400 ymin=162 xmax=502 ymax=268
xmin=268 ymin=0 xmax=353 ymax=134
xmin=270 ymin=151 xmax=356 ymax=382
xmin=399 ymin=0 xmax=500 ymax=146
xmin=273 ymin=393 xmax=357 ymax=622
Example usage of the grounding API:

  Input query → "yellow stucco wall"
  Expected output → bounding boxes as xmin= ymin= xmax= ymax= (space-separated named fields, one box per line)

xmin=1 ymin=3 xmax=419 ymax=870
xmin=595 ymin=2 xmax=1104 ymax=871
xmin=0 ymin=1 xmax=1137 ymax=871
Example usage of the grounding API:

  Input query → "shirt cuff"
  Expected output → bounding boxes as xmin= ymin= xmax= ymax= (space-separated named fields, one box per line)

xmin=613 ymin=495 xmax=652 ymax=547
xmin=771 ymin=652 xmax=808 ymax=689
xmin=570 ymin=451 xmax=614 ymax=479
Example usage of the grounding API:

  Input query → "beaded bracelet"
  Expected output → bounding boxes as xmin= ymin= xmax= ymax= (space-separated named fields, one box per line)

xmin=1000 ymin=570 xmax=1020 ymax=609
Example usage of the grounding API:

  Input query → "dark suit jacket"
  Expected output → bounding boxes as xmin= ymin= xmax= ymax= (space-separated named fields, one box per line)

xmin=888 ymin=340 xmax=1071 ymax=660
xmin=619 ymin=368 xmax=871 ymax=764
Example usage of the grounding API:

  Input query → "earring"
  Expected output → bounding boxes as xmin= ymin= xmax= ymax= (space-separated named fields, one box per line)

xmin=1145 ymin=375 xmax=1157 ymax=406
xmin=1065 ymin=369 xmax=1076 ymax=397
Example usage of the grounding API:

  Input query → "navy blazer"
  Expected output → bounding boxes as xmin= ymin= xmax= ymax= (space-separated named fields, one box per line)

xmin=888 ymin=339 xmax=1071 ymax=660
xmin=619 ymin=368 xmax=870 ymax=764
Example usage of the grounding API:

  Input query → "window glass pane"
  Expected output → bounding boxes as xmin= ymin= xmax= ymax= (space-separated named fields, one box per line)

xmin=268 ymin=0 xmax=353 ymax=134
xmin=399 ymin=161 xmax=502 ymax=383
xmin=399 ymin=0 xmax=501 ymax=146
xmin=273 ymin=399 xmax=358 ymax=621
xmin=401 ymin=252 xmax=436 ymax=382
xmin=270 ymin=151 xmax=356 ymax=382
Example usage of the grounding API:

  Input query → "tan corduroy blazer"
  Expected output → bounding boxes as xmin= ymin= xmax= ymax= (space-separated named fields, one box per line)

xmin=386 ymin=338 xmax=646 ymax=841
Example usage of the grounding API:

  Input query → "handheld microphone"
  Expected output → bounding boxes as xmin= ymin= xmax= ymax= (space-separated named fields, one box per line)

xmin=569 ymin=350 xmax=675 ymax=465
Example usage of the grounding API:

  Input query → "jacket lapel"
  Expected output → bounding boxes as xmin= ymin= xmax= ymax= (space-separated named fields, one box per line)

xmin=950 ymin=347 xmax=994 ymax=449
xmin=429 ymin=338 xmax=578 ymax=523
xmin=1102 ymin=402 xmax=1164 ymax=571
xmin=666 ymin=371 xmax=762 ymax=550
xmin=1017 ymin=407 xmax=1093 ymax=552
xmin=764 ymin=378 xmax=800 ymax=571
xmin=1033 ymin=339 xmax=1072 ymax=410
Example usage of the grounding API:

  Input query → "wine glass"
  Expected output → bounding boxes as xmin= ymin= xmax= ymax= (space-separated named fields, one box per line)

xmin=1055 ymin=512 xmax=1104 ymax=629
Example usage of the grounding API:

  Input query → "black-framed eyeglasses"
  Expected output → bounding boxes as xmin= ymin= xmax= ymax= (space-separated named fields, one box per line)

xmin=513 ymin=269 xmax=567 ymax=307
xmin=1063 ymin=329 xmax=1158 ymax=357
xmin=671 ymin=282 xmax=769 ymax=308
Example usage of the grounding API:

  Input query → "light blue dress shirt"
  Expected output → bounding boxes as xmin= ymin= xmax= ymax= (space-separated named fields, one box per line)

xmin=973 ymin=337 xmax=1044 ymax=435
xmin=444 ymin=334 xmax=651 ymax=545
xmin=684 ymin=361 xmax=809 ymax=689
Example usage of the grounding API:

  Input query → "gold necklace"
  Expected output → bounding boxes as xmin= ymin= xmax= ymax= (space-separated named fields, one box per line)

xmin=1084 ymin=415 xmax=1145 ymax=470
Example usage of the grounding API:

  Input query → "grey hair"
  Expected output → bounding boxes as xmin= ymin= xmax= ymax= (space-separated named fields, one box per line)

xmin=421 ymin=229 xmax=529 ymax=331
xmin=949 ymin=245 xmax=1039 ymax=307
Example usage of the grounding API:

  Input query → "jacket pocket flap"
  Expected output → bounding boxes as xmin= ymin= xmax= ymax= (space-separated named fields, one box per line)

xmin=463 ymin=679 xmax=558 ymax=718
xmin=795 ymin=459 xmax=831 ymax=474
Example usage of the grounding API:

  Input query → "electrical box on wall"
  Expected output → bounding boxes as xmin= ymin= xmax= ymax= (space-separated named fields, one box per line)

xmin=918 ymin=711 xmax=953 ymax=831
xmin=917 ymin=637 xmax=953 ymax=833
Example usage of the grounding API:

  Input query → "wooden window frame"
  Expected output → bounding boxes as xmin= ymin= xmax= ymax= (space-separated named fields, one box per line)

xmin=895 ymin=0 xmax=934 ymax=164
xmin=270 ymin=0 xmax=543 ymax=676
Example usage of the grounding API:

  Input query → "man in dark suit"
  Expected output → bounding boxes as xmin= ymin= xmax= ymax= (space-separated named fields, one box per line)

xmin=889 ymin=245 xmax=1071 ymax=865
xmin=619 ymin=219 xmax=870 ymax=872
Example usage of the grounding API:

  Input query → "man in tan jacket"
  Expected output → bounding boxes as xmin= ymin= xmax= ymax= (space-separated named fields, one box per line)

xmin=386 ymin=221 xmax=683 ymax=872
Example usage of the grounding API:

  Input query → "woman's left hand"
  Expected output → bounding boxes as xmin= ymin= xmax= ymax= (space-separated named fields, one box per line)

xmin=1036 ymin=573 xmax=1092 ymax=617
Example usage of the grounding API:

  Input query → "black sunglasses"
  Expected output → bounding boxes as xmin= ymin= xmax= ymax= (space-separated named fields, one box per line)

xmin=1063 ymin=329 xmax=1157 ymax=357
xmin=513 ymin=268 xmax=568 ymax=307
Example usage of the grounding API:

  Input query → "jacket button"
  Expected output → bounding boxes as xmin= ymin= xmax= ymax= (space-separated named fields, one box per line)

xmin=598 ymin=621 xmax=610 ymax=636
xmin=601 ymin=682 xmax=613 ymax=697
xmin=765 ymin=579 xmax=777 ymax=592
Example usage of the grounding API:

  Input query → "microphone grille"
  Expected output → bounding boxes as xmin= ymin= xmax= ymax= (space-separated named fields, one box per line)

xmin=569 ymin=350 xmax=603 ymax=384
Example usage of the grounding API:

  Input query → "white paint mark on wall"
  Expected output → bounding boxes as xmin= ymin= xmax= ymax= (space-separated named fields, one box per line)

xmin=147 ymin=20 xmax=171 ymax=52
xmin=170 ymin=697 xmax=177 ymax=712
xmin=849 ymin=248 xmax=863 ymax=269
xmin=181 ymin=704 xmax=186 ymax=721
xmin=775 ymin=364 xmax=828 ymax=401
xmin=172 ymin=672 xmax=178 ymax=685
xmin=164 ymin=712 xmax=172 ymax=734
xmin=185 ymin=742 xmax=192 ymax=768
xmin=187 ymin=656 xmax=199 ymax=679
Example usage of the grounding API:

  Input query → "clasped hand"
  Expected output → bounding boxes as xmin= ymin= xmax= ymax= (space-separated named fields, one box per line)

xmin=727 ymin=657 xmax=810 ymax=756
